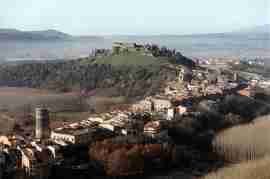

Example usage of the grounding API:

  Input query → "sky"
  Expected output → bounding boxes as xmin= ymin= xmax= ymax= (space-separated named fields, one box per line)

xmin=0 ymin=0 xmax=269 ymax=35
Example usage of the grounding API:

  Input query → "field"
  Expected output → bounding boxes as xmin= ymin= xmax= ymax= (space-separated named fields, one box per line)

xmin=201 ymin=115 xmax=270 ymax=179
xmin=0 ymin=87 xmax=81 ymax=112
xmin=213 ymin=115 xmax=270 ymax=163
xmin=0 ymin=87 xmax=131 ymax=135
xmin=0 ymin=87 xmax=85 ymax=134
xmin=202 ymin=156 xmax=270 ymax=179
xmin=90 ymin=53 xmax=172 ymax=67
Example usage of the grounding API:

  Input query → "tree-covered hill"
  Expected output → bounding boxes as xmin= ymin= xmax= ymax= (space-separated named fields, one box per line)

xmin=0 ymin=53 xmax=194 ymax=97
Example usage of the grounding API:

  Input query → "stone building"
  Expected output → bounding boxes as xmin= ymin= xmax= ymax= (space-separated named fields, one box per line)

xmin=51 ymin=118 xmax=98 ymax=145
xmin=121 ymin=120 xmax=144 ymax=136
xmin=35 ymin=108 xmax=50 ymax=139
xmin=99 ymin=113 xmax=131 ymax=134
xmin=131 ymin=98 xmax=153 ymax=112
xmin=144 ymin=121 xmax=168 ymax=138
xmin=178 ymin=68 xmax=193 ymax=83
xmin=152 ymin=98 xmax=172 ymax=112
xmin=51 ymin=128 xmax=95 ymax=145
xmin=112 ymin=42 xmax=146 ymax=54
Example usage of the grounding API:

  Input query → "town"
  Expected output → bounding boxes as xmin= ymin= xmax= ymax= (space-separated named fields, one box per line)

xmin=0 ymin=42 xmax=270 ymax=179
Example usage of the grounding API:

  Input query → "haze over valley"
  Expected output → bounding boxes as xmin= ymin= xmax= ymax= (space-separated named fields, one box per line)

xmin=0 ymin=24 xmax=269 ymax=61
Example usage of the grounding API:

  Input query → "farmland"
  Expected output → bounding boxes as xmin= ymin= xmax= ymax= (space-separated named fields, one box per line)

xmin=0 ymin=87 xmax=85 ymax=134
xmin=0 ymin=87 xmax=81 ymax=112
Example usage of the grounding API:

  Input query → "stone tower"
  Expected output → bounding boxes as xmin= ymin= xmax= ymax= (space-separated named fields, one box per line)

xmin=35 ymin=108 xmax=50 ymax=139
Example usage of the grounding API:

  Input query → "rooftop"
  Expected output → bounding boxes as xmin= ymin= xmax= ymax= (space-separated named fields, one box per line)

xmin=53 ymin=119 xmax=98 ymax=135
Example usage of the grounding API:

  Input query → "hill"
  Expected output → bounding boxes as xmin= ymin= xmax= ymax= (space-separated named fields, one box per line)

xmin=29 ymin=29 xmax=71 ymax=39
xmin=0 ymin=29 xmax=104 ymax=41
xmin=0 ymin=38 xmax=199 ymax=98
xmin=0 ymin=28 xmax=72 ymax=41
xmin=0 ymin=52 xmax=193 ymax=97
xmin=85 ymin=48 xmax=195 ymax=67
xmin=89 ymin=53 xmax=173 ymax=67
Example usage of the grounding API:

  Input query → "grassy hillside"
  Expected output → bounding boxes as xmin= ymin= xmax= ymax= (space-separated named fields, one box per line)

xmin=83 ymin=53 xmax=174 ymax=67
xmin=213 ymin=115 xmax=270 ymax=163
xmin=202 ymin=156 xmax=270 ymax=179
xmin=0 ymin=54 xmax=180 ymax=97
xmin=0 ymin=87 xmax=82 ymax=113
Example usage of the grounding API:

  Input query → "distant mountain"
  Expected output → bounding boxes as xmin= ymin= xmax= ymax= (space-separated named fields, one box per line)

xmin=0 ymin=29 xmax=73 ymax=41
xmin=0 ymin=29 xmax=104 ymax=41
xmin=28 ymin=29 xmax=72 ymax=39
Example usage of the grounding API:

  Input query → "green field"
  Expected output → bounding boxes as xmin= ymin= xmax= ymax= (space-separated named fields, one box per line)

xmin=88 ymin=53 xmax=173 ymax=67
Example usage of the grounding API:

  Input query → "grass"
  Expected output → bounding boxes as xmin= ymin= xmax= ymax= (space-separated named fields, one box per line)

xmin=212 ymin=115 xmax=270 ymax=163
xmin=0 ymin=87 xmax=81 ymax=112
xmin=202 ymin=156 xmax=270 ymax=179
xmin=0 ymin=87 xmax=86 ymax=135
xmin=89 ymin=52 xmax=173 ymax=67
xmin=203 ymin=116 xmax=270 ymax=179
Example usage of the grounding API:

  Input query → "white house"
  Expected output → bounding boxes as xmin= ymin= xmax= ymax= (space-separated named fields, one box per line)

xmin=152 ymin=98 xmax=172 ymax=112
xmin=132 ymin=99 xmax=153 ymax=112
xmin=51 ymin=127 xmax=95 ymax=145
xmin=167 ymin=108 xmax=174 ymax=120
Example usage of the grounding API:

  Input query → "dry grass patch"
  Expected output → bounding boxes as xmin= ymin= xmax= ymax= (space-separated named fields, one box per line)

xmin=202 ymin=156 xmax=270 ymax=179
xmin=213 ymin=115 xmax=270 ymax=163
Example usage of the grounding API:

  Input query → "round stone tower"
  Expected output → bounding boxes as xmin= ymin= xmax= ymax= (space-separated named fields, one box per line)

xmin=35 ymin=108 xmax=50 ymax=139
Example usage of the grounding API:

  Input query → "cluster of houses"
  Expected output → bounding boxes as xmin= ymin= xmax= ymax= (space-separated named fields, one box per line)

xmin=0 ymin=134 xmax=62 ymax=179
xmin=236 ymin=78 xmax=270 ymax=98
xmin=0 ymin=70 xmax=262 ymax=179
xmin=112 ymin=42 xmax=148 ymax=55
xmin=164 ymin=66 xmax=243 ymax=100
xmin=1 ymin=51 xmax=268 ymax=178
xmin=0 ymin=84 xmax=200 ymax=178
xmin=0 ymin=99 xmax=177 ymax=178
xmin=240 ymin=58 xmax=267 ymax=66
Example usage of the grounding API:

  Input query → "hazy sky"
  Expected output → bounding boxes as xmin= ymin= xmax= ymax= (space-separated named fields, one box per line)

xmin=1 ymin=0 xmax=269 ymax=35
